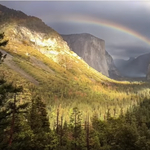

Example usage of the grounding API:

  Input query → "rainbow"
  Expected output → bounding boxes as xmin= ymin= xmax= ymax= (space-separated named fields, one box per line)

xmin=53 ymin=15 xmax=150 ymax=46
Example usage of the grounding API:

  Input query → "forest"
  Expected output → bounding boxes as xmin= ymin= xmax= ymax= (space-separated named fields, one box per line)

xmin=1 ymin=32 xmax=150 ymax=150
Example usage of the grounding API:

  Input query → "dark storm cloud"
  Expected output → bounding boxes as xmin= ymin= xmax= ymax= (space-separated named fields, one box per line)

xmin=108 ymin=44 xmax=150 ymax=59
xmin=0 ymin=1 xmax=150 ymax=59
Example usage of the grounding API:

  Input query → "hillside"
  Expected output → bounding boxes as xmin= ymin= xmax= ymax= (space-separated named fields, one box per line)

xmin=62 ymin=33 xmax=120 ymax=79
xmin=115 ymin=53 xmax=150 ymax=77
xmin=0 ymin=3 xmax=150 ymax=119
xmin=1 ymin=4 xmax=150 ymax=149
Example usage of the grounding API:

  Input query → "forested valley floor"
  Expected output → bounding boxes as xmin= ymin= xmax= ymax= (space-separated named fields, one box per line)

xmin=1 ymin=32 xmax=150 ymax=150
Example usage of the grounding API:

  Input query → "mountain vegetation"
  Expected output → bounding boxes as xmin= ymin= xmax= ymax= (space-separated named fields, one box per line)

xmin=0 ymin=4 xmax=150 ymax=150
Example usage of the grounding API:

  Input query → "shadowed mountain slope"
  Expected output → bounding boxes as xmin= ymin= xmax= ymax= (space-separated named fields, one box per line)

xmin=118 ymin=53 xmax=150 ymax=77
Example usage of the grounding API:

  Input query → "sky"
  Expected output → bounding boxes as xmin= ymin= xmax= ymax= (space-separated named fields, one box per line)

xmin=0 ymin=1 xmax=150 ymax=60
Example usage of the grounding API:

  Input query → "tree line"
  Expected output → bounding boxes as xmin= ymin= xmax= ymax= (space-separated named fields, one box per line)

xmin=1 ymin=32 xmax=150 ymax=150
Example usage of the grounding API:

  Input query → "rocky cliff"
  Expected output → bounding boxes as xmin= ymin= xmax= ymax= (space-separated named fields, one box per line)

xmin=146 ymin=64 xmax=150 ymax=80
xmin=105 ymin=51 xmax=121 ymax=79
xmin=0 ymin=4 xmax=73 ymax=65
xmin=62 ymin=33 xmax=120 ymax=78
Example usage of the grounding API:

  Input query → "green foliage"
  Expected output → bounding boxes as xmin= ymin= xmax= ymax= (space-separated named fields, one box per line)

xmin=1 ymin=28 xmax=150 ymax=149
xmin=0 ymin=32 xmax=8 ymax=47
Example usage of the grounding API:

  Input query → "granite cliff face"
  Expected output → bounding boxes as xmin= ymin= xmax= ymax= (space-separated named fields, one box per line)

xmin=147 ymin=64 xmax=150 ymax=80
xmin=62 ymin=33 xmax=120 ymax=78
xmin=105 ymin=51 xmax=121 ymax=79
xmin=62 ymin=33 xmax=108 ymax=76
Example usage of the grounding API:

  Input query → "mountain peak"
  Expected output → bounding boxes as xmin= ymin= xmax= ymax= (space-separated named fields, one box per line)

xmin=0 ymin=4 xmax=56 ymax=34
xmin=0 ymin=4 xmax=28 ymax=19
xmin=0 ymin=4 xmax=73 ymax=66
xmin=62 ymin=33 xmax=104 ymax=42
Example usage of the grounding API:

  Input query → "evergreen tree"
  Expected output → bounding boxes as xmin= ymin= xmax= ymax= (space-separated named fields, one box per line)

xmin=0 ymin=32 xmax=8 ymax=64
xmin=28 ymin=96 xmax=58 ymax=150
xmin=70 ymin=107 xmax=86 ymax=150
xmin=0 ymin=82 xmax=30 ymax=150
xmin=0 ymin=32 xmax=8 ymax=47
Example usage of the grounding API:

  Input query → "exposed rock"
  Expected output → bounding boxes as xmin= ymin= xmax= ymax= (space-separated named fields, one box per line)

xmin=62 ymin=33 xmax=109 ymax=76
xmin=114 ymin=57 xmax=136 ymax=77
xmin=146 ymin=64 xmax=150 ymax=80
xmin=105 ymin=51 xmax=121 ymax=79
xmin=62 ymin=33 xmax=120 ymax=78
xmin=0 ymin=4 xmax=75 ymax=66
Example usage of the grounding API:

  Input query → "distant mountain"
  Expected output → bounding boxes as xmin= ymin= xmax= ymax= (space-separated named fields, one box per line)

xmin=114 ymin=57 xmax=136 ymax=76
xmin=62 ymin=33 xmax=120 ymax=78
xmin=117 ymin=53 xmax=150 ymax=77
xmin=114 ymin=59 xmax=128 ymax=69
xmin=0 ymin=4 xmax=115 ymax=88
xmin=147 ymin=64 xmax=150 ymax=80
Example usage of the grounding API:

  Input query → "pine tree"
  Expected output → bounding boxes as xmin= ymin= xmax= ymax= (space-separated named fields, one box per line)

xmin=0 ymin=32 xmax=8 ymax=64
xmin=0 ymin=32 xmax=8 ymax=47
xmin=0 ymin=83 xmax=30 ymax=150
xmin=28 ymin=96 xmax=58 ymax=150
xmin=70 ymin=107 xmax=86 ymax=150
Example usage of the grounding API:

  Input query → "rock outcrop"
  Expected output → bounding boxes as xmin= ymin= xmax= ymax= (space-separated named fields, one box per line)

xmin=146 ymin=64 xmax=150 ymax=80
xmin=105 ymin=51 xmax=121 ymax=79
xmin=62 ymin=33 xmax=120 ymax=78
xmin=0 ymin=4 xmax=76 ymax=65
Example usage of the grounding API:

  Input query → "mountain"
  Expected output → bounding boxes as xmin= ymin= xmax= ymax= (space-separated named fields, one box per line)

xmin=147 ymin=64 xmax=150 ymax=80
xmin=1 ymin=5 xmax=150 ymax=149
xmin=0 ymin=3 xmax=150 ymax=126
xmin=114 ymin=57 xmax=135 ymax=69
xmin=119 ymin=53 xmax=150 ymax=77
xmin=0 ymin=4 xmax=118 ymax=100
xmin=114 ymin=57 xmax=136 ymax=76
xmin=114 ymin=58 xmax=127 ymax=69
xmin=105 ymin=51 xmax=121 ymax=79
xmin=62 ymin=33 xmax=109 ymax=76
xmin=1 ymin=4 xmax=150 ymax=150
xmin=0 ymin=4 xmax=71 ymax=58
xmin=62 ymin=33 xmax=120 ymax=78
xmin=0 ymin=4 xmax=82 ymax=75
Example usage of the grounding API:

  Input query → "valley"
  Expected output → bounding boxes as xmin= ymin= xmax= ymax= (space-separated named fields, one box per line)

xmin=0 ymin=3 xmax=150 ymax=150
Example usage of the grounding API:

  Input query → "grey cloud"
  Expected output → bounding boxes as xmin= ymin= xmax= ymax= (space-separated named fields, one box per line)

xmin=107 ymin=44 xmax=150 ymax=59
xmin=0 ymin=1 xmax=150 ymax=59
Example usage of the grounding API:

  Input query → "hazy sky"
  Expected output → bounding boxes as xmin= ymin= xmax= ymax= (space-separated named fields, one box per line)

xmin=0 ymin=1 xmax=150 ymax=59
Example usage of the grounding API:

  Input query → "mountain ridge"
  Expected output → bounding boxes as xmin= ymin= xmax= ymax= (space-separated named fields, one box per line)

xmin=1 ymin=3 xmax=150 ymax=124
xmin=117 ymin=52 xmax=150 ymax=77
xmin=62 ymin=33 xmax=120 ymax=78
